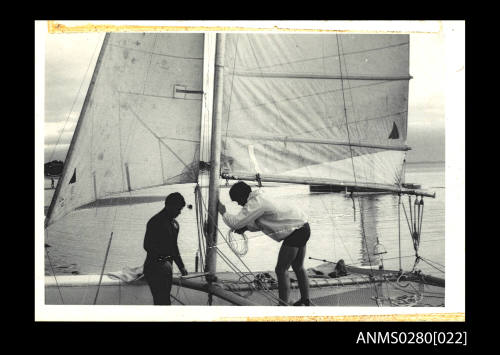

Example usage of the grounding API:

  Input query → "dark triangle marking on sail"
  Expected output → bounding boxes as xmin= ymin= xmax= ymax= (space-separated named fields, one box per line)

xmin=69 ymin=168 xmax=76 ymax=184
xmin=388 ymin=122 xmax=400 ymax=139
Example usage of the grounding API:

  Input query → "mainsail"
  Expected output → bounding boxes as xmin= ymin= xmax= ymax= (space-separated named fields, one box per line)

xmin=220 ymin=34 xmax=410 ymax=188
xmin=46 ymin=33 xmax=206 ymax=226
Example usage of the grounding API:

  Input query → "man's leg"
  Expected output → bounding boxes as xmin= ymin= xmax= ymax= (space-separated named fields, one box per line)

xmin=291 ymin=245 xmax=310 ymax=303
xmin=145 ymin=262 xmax=173 ymax=305
xmin=275 ymin=244 xmax=299 ymax=305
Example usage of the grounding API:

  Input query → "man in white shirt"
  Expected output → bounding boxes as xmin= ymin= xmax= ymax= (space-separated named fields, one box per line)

xmin=218 ymin=181 xmax=312 ymax=306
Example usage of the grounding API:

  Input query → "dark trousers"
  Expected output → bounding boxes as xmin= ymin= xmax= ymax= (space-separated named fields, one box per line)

xmin=144 ymin=260 xmax=173 ymax=305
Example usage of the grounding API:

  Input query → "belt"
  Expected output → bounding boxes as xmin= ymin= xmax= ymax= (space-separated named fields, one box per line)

xmin=156 ymin=255 xmax=174 ymax=263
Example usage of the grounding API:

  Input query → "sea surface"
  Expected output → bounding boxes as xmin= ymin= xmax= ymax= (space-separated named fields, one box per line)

xmin=43 ymin=162 xmax=445 ymax=279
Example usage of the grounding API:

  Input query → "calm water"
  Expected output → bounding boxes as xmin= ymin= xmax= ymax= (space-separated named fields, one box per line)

xmin=43 ymin=162 xmax=445 ymax=279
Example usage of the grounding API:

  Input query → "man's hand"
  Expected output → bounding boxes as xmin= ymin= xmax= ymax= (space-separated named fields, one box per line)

xmin=218 ymin=201 xmax=226 ymax=215
xmin=180 ymin=267 xmax=188 ymax=276
xmin=234 ymin=227 xmax=247 ymax=235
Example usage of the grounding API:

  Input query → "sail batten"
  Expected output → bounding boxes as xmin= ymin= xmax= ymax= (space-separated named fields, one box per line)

xmin=225 ymin=134 xmax=410 ymax=151
xmin=228 ymin=70 xmax=412 ymax=81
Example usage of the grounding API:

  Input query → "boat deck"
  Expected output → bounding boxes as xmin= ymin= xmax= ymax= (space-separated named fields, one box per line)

xmin=45 ymin=262 xmax=444 ymax=306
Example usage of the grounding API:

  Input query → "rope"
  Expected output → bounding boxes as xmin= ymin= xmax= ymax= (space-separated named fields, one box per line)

xmin=215 ymin=229 xmax=283 ymax=304
xmin=398 ymin=194 xmax=402 ymax=271
xmin=350 ymin=192 xmax=356 ymax=221
xmin=170 ymin=294 xmax=185 ymax=305
xmin=93 ymin=232 xmax=114 ymax=304
xmin=419 ymin=256 xmax=445 ymax=269
xmin=194 ymin=185 xmax=206 ymax=269
xmin=127 ymin=106 xmax=198 ymax=181
xmin=93 ymin=190 xmax=120 ymax=304
xmin=222 ymin=35 xmax=240 ymax=162
xmin=418 ymin=198 xmax=425 ymax=237
xmin=418 ymin=256 xmax=445 ymax=274
xmin=401 ymin=201 xmax=415 ymax=243
xmin=336 ymin=34 xmax=381 ymax=306
xmin=198 ymin=193 xmax=285 ymax=305
xmin=227 ymin=230 xmax=249 ymax=256
xmin=337 ymin=37 xmax=373 ymax=180
xmin=336 ymin=34 xmax=358 ymax=185
xmin=358 ymin=199 xmax=381 ymax=304
xmin=213 ymin=246 xmax=280 ymax=304
xmin=44 ymin=243 xmax=64 ymax=304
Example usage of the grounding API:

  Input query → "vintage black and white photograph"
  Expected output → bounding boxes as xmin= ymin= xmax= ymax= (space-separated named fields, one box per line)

xmin=35 ymin=21 xmax=464 ymax=321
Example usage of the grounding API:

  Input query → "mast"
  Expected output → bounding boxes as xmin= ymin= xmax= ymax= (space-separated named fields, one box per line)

xmin=45 ymin=33 xmax=110 ymax=227
xmin=205 ymin=33 xmax=226 ymax=282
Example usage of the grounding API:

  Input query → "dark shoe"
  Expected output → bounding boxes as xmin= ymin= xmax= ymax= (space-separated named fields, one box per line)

xmin=293 ymin=298 xmax=314 ymax=306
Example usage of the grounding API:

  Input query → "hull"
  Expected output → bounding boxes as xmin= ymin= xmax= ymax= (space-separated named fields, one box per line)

xmin=45 ymin=263 xmax=445 ymax=307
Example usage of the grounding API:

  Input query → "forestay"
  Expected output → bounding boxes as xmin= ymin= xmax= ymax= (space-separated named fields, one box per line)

xmin=46 ymin=33 xmax=205 ymax=226
xmin=220 ymin=33 xmax=410 ymax=187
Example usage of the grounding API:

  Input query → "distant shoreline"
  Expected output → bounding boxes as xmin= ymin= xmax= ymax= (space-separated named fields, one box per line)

xmin=406 ymin=161 xmax=445 ymax=165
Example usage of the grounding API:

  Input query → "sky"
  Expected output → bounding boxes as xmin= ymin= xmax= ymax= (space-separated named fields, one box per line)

xmin=40 ymin=22 xmax=454 ymax=164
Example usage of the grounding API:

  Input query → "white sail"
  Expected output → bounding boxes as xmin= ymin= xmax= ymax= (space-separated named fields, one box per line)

xmin=219 ymin=33 xmax=410 ymax=186
xmin=46 ymin=33 xmax=205 ymax=226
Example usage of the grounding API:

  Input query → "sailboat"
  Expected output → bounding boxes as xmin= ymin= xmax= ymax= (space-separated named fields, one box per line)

xmin=44 ymin=31 xmax=445 ymax=307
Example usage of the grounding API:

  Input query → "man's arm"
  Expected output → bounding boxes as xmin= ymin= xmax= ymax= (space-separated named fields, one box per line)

xmin=220 ymin=199 xmax=265 ymax=230
xmin=143 ymin=220 xmax=160 ymax=257
xmin=173 ymin=233 xmax=188 ymax=276
xmin=234 ymin=226 xmax=247 ymax=234
xmin=173 ymin=254 xmax=188 ymax=276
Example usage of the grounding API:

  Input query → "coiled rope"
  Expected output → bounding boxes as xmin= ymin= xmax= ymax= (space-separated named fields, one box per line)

xmin=197 ymin=190 xmax=287 ymax=305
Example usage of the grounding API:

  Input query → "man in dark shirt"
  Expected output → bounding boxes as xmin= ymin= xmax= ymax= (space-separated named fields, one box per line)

xmin=143 ymin=192 xmax=188 ymax=305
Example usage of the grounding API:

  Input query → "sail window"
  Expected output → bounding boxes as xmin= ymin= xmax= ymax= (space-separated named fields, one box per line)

xmin=69 ymin=168 xmax=76 ymax=184
xmin=388 ymin=122 xmax=400 ymax=139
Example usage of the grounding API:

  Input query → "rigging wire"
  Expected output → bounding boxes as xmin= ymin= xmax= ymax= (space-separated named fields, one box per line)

xmin=222 ymin=34 xmax=240 ymax=165
xmin=335 ymin=34 xmax=358 ymax=186
xmin=336 ymin=34 xmax=380 ymax=305
xmin=48 ymin=35 xmax=103 ymax=163
xmin=198 ymin=193 xmax=285 ymax=305
xmin=194 ymin=185 xmax=206 ymax=270
xmin=418 ymin=257 xmax=445 ymax=274
xmin=398 ymin=194 xmax=402 ymax=271
xmin=93 ymin=186 xmax=121 ymax=304
xmin=213 ymin=38 xmax=250 ymax=259
xmin=44 ymin=234 xmax=65 ymax=304
xmin=285 ymin=36 xmax=355 ymax=266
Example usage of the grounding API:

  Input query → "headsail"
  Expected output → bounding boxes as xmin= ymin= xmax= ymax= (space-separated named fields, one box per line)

xmin=46 ymin=33 xmax=205 ymax=226
xmin=220 ymin=34 xmax=410 ymax=189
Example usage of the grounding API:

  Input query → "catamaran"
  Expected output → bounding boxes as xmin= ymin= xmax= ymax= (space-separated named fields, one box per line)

xmin=44 ymin=31 xmax=444 ymax=306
